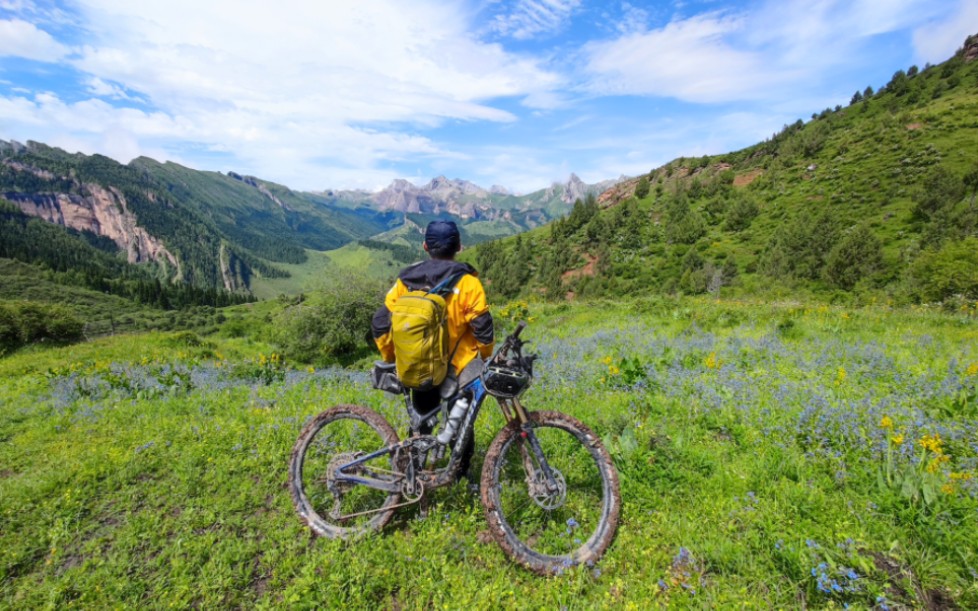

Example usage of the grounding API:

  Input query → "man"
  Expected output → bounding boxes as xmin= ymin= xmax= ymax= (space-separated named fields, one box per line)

xmin=371 ymin=220 xmax=495 ymax=427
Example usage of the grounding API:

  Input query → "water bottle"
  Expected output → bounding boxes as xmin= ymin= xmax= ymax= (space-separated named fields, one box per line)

xmin=436 ymin=395 xmax=470 ymax=444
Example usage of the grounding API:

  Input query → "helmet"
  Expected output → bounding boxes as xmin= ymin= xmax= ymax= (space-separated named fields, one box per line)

xmin=481 ymin=362 xmax=532 ymax=398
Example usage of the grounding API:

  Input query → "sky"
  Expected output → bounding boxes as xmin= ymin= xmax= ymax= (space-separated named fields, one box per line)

xmin=1 ymin=1 xmax=976 ymax=194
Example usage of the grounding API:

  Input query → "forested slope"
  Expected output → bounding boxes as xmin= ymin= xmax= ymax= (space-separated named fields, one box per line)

xmin=468 ymin=35 xmax=978 ymax=306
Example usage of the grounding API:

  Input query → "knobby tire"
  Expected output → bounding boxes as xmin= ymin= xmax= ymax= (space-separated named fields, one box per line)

xmin=288 ymin=404 xmax=401 ymax=539
xmin=480 ymin=410 xmax=621 ymax=575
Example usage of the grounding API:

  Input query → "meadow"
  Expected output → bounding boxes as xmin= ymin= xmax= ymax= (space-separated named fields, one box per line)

xmin=1 ymin=298 xmax=976 ymax=609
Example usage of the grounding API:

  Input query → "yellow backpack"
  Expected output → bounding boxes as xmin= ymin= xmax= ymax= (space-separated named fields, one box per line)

xmin=390 ymin=273 xmax=463 ymax=390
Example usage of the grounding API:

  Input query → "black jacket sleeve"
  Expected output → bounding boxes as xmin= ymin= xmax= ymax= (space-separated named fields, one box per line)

xmin=371 ymin=305 xmax=391 ymax=340
xmin=471 ymin=311 xmax=494 ymax=345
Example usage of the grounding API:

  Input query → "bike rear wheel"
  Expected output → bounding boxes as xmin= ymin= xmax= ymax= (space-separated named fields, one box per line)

xmin=480 ymin=410 xmax=621 ymax=575
xmin=289 ymin=404 xmax=401 ymax=538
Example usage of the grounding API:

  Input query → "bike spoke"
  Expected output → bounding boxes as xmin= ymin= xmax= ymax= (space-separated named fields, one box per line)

xmin=491 ymin=423 xmax=611 ymax=560
xmin=291 ymin=406 xmax=400 ymax=537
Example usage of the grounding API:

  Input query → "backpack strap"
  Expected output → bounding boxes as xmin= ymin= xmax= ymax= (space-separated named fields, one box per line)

xmin=427 ymin=270 xmax=466 ymax=297
xmin=430 ymin=270 xmax=466 ymax=370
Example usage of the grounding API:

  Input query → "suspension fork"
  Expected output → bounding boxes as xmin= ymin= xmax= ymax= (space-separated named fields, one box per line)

xmin=498 ymin=397 xmax=560 ymax=492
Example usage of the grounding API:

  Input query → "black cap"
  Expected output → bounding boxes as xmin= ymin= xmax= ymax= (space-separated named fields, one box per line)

xmin=424 ymin=221 xmax=461 ymax=257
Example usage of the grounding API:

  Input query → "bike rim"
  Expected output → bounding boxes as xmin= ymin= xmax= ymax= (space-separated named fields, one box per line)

xmin=489 ymin=421 xmax=616 ymax=568
xmin=296 ymin=414 xmax=399 ymax=537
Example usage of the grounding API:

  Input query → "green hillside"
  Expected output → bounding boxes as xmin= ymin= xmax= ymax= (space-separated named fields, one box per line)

xmin=466 ymin=37 xmax=978 ymax=307
xmin=247 ymin=243 xmax=415 ymax=299
xmin=131 ymin=159 xmax=396 ymax=254
xmin=0 ymin=145 xmax=395 ymax=295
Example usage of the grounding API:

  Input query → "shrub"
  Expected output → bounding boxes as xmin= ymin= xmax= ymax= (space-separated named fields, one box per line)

xmin=634 ymin=176 xmax=650 ymax=199
xmin=273 ymin=278 xmax=386 ymax=365
xmin=724 ymin=194 xmax=760 ymax=231
xmin=905 ymin=237 xmax=978 ymax=303
xmin=0 ymin=300 xmax=84 ymax=351
xmin=823 ymin=225 xmax=884 ymax=290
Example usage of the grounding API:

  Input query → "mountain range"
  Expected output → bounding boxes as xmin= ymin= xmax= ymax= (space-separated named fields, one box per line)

xmin=0 ymin=139 xmax=619 ymax=294
xmin=3 ymin=33 xmax=978 ymax=314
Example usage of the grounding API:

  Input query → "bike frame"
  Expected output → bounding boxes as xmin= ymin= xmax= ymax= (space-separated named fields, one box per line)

xmin=335 ymin=352 xmax=560 ymax=499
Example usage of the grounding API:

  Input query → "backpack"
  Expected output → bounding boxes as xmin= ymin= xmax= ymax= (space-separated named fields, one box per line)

xmin=390 ymin=272 xmax=464 ymax=390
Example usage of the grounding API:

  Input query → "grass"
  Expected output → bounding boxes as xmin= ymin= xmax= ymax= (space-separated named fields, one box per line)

xmin=249 ymin=245 xmax=405 ymax=299
xmin=1 ymin=298 xmax=977 ymax=608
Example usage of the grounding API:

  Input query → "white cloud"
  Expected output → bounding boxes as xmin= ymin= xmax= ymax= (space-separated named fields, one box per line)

xmin=16 ymin=0 xmax=563 ymax=189
xmin=489 ymin=0 xmax=582 ymax=40
xmin=84 ymin=76 xmax=136 ymax=100
xmin=615 ymin=2 xmax=650 ymax=35
xmin=913 ymin=0 xmax=978 ymax=65
xmin=0 ymin=18 xmax=70 ymax=61
xmin=581 ymin=12 xmax=777 ymax=103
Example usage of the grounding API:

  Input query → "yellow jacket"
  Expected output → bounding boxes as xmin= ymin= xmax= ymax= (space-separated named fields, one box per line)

xmin=372 ymin=260 xmax=494 ymax=375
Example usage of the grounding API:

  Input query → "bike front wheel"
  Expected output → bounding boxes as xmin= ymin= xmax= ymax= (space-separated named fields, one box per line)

xmin=289 ymin=404 xmax=401 ymax=539
xmin=480 ymin=410 xmax=621 ymax=575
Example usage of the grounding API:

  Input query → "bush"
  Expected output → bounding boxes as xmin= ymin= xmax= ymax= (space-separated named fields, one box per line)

xmin=724 ymin=194 xmax=759 ymax=231
xmin=634 ymin=176 xmax=650 ymax=199
xmin=273 ymin=278 xmax=386 ymax=365
xmin=905 ymin=237 xmax=978 ymax=303
xmin=0 ymin=300 xmax=84 ymax=352
xmin=823 ymin=225 xmax=884 ymax=290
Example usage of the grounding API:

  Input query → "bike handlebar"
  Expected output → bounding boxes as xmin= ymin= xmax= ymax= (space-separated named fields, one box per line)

xmin=513 ymin=321 xmax=527 ymax=340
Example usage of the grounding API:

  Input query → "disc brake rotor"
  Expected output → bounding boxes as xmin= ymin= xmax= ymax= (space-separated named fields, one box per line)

xmin=527 ymin=467 xmax=566 ymax=510
xmin=326 ymin=451 xmax=363 ymax=496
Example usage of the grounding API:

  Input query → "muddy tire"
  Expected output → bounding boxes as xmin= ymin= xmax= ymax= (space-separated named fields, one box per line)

xmin=289 ymin=404 xmax=400 ymax=539
xmin=480 ymin=411 xmax=621 ymax=575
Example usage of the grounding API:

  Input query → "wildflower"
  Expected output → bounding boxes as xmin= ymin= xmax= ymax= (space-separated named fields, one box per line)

xmin=705 ymin=352 xmax=719 ymax=369
xmin=835 ymin=367 xmax=847 ymax=384
xmin=879 ymin=415 xmax=894 ymax=430
xmin=926 ymin=455 xmax=950 ymax=473
xmin=919 ymin=433 xmax=943 ymax=455
xmin=608 ymin=365 xmax=621 ymax=376
xmin=966 ymin=362 xmax=978 ymax=376
xmin=941 ymin=483 xmax=956 ymax=495
xmin=890 ymin=433 xmax=904 ymax=445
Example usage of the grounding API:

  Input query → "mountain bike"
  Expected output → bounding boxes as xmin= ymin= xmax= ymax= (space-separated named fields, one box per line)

xmin=288 ymin=322 xmax=621 ymax=575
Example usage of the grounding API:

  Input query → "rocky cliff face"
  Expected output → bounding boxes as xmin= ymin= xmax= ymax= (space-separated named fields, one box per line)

xmin=2 ymin=158 xmax=179 ymax=269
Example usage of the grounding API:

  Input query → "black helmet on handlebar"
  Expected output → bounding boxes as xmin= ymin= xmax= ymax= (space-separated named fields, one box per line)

xmin=481 ymin=321 xmax=534 ymax=398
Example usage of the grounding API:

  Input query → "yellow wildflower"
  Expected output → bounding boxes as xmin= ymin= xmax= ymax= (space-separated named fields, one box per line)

xmin=836 ymin=367 xmax=847 ymax=384
xmin=966 ymin=362 xmax=978 ymax=376
xmin=890 ymin=433 xmax=904 ymax=445
xmin=941 ymin=483 xmax=956 ymax=495
xmin=705 ymin=352 xmax=719 ymax=369
xmin=919 ymin=433 xmax=943 ymax=455
xmin=879 ymin=415 xmax=894 ymax=430
xmin=608 ymin=365 xmax=621 ymax=376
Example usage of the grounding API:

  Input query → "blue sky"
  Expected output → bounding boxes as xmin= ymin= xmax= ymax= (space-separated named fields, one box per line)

xmin=1 ymin=1 xmax=975 ymax=194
